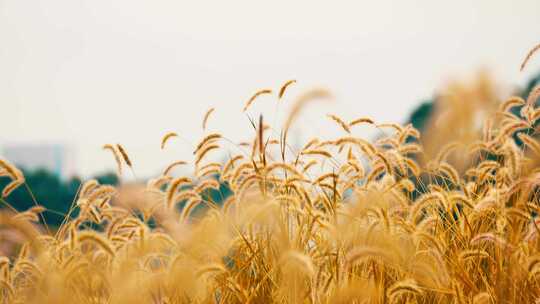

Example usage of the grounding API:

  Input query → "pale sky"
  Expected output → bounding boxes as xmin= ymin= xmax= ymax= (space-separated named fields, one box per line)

xmin=1 ymin=1 xmax=540 ymax=178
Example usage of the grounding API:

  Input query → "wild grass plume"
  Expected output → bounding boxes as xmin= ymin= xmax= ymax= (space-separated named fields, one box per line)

xmin=2 ymin=50 xmax=540 ymax=303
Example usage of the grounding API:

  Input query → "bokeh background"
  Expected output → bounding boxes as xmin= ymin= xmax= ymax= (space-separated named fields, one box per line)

xmin=2 ymin=0 xmax=540 ymax=224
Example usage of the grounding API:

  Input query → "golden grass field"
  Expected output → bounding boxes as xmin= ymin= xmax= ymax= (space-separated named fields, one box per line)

xmin=0 ymin=46 xmax=540 ymax=303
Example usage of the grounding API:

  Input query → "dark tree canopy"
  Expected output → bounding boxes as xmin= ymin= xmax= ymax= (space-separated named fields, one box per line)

xmin=0 ymin=169 xmax=118 ymax=227
xmin=406 ymin=71 xmax=540 ymax=132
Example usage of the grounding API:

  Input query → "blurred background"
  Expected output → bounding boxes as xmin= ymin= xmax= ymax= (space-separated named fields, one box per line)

xmin=2 ymin=1 xmax=540 ymax=225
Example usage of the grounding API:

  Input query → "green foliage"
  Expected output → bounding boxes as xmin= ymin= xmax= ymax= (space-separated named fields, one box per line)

xmin=522 ymin=72 xmax=540 ymax=100
xmin=0 ymin=168 xmax=232 ymax=227
xmin=0 ymin=169 xmax=118 ymax=227
xmin=406 ymin=71 xmax=540 ymax=133
xmin=407 ymin=100 xmax=434 ymax=132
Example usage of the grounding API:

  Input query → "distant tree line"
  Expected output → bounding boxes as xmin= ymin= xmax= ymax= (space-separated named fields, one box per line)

xmin=0 ymin=169 xmax=118 ymax=227
xmin=0 ymin=168 xmax=233 ymax=228
xmin=406 ymin=72 xmax=540 ymax=132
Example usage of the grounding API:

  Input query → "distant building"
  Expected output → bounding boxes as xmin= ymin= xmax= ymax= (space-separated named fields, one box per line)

xmin=0 ymin=143 xmax=77 ymax=179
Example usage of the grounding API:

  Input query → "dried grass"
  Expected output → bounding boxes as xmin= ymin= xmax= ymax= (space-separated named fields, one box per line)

xmin=1 ymin=73 xmax=540 ymax=303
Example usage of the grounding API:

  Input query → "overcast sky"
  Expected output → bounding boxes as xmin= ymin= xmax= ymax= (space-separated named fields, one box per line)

xmin=2 ymin=1 xmax=540 ymax=178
